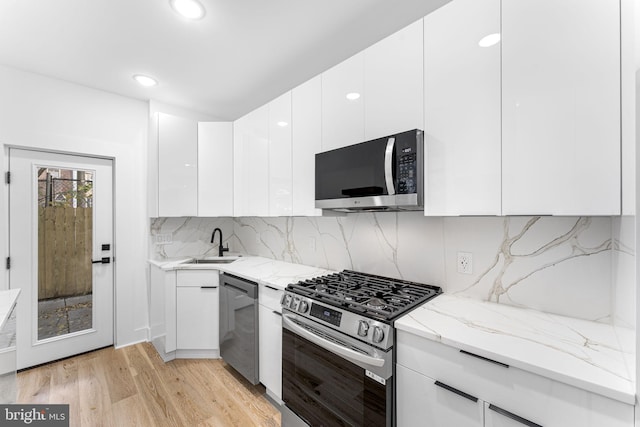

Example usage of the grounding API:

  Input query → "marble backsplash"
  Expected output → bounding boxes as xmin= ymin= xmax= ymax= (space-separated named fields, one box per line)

xmin=149 ymin=213 xmax=635 ymax=326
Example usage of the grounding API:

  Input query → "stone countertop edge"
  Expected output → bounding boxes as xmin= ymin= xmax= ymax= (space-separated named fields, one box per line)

xmin=148 ymin=256 xmax=335 ymax=290
xmin=395 ymin=293 xmax=636 ymax=405
xmin=0 ymin=289 xmax=20 ymax=331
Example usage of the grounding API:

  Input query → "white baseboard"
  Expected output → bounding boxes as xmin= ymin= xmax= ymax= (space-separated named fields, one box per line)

xmin=175 ymin=349 xmax=220 ymax=359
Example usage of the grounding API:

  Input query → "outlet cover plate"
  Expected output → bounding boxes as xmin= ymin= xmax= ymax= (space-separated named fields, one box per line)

xmin=457 ymin=252 xmax=473 ymax=275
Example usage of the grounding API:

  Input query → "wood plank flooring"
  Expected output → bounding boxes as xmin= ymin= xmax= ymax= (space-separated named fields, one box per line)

xmin=16 ymin=342 xmax=281 ymax=427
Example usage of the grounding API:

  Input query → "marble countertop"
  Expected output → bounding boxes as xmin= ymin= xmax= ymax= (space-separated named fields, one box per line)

xmin=149 ymin=256 xmax=334 ymax=290
xmin=396 ymin=294 xmax=635 ymax=405
xmin=0 ymin=289 xmax=20 ymax=331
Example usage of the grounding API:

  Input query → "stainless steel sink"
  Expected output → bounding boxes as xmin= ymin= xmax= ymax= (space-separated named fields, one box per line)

xmin=183 ymin=258 xmax=237 ymax=264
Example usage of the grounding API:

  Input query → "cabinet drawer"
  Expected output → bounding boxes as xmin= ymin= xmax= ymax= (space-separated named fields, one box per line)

xmin=397 ymin=331 xmax=634 ymax=427
xmin=259 ymin=284 xmax=283 ymax=312
xmin=176 ymin=270 xmax=220 ymax=287
xmin=397 ymin=364 xmax=483 ymax=427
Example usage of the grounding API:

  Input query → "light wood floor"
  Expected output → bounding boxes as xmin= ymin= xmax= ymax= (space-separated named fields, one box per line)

xmin=17 ymin=342 xmax=281 ymax=427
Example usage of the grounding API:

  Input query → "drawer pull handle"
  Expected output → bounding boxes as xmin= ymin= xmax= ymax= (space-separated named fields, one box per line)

xmin=488 ymin=404 xmax=542 ymax=427
xmin=434 ymin=381 xmax=478 ymax=403
xmin=265 ymin=285 xmax=279 ymax=291
xmin=272 ymin=311 xmax=282 ymax=317
xmin=200 ymin=286 xmax=218 ymax=289
xmin=460 ymin=349 xmax=509 ymax=368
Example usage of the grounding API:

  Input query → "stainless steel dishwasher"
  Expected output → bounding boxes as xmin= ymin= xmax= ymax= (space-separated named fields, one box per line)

xmin=219 ymin=273 xmax=259 ymax=384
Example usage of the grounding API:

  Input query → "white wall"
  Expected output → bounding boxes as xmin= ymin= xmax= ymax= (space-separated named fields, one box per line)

xmin=0 ymin=65 xmax=149 ymax=347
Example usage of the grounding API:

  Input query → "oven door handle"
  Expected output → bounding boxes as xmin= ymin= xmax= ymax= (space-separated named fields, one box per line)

xmin=282 ymin=314 xmax=385 ymax=368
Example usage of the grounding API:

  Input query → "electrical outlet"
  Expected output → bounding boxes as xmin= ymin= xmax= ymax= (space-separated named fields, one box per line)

xmin=457 ymin=252 xmax=473 ymax=275
xmin=155 ymin=233 xmax=172 ymax=245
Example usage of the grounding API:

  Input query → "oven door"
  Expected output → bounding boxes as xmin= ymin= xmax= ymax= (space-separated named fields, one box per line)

xmin=282 ymin=312 xmax=392 ymax=427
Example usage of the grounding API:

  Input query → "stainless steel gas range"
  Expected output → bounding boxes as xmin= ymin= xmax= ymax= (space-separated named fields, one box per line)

xmin=280 ymin=270 xmax=441 ymax=427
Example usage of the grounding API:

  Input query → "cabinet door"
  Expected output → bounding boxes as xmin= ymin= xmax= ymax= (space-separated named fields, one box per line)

xmin=396 ymin=364 xmax=483 ymax=427
xmin=258 ymin=304 xmax=282 ymax=399
xmin=149 ymin=264 xmax=167 ymax=341
xmin=198 ymin=122 xmax=233 ymax=216
xmin=364 ymin=19 xmax=424 ymax=140
xmin=233 ymin=106 xmax=269 ymax=216
xmin=158 ymin=113 xmax=198 ymax=217
xmin=268 ymin=92 xmax=293 ymax=216
xmin=292 ymin=76 xmax=322 ymax=216
xmin=321 ymin=52 xmax=365 ymax=151
xmin=423 ymin=0 xmax=501 ymax=216
xmin=502 ymin=0 xmax=620 ymax=215
xmin=176 ymin=286 xmax=219 ymax=350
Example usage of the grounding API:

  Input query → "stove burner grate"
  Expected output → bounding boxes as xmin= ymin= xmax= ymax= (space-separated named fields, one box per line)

xmin=288 ymin=270 xmax=441 ymax=321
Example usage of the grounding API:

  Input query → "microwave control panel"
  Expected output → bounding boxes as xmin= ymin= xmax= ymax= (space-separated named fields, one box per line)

xmin=397 ymin=149 xmax=417 ymax=194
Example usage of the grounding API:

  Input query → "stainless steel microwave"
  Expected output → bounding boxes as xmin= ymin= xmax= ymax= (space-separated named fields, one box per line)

xmin=315 ymin=129 xmax=423 ymax=212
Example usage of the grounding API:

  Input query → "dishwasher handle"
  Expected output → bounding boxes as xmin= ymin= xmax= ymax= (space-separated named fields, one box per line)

xmin=221 ymin=273 xmax=258 ymax=298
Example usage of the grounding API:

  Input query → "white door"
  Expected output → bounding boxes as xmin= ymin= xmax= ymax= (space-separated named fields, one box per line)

xmin=8 ymin=149 xmax=114 ymax=369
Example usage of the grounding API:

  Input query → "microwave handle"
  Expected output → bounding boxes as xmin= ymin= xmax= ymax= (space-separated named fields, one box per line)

xmin=384 ymin=137 xmax=396 ymax=196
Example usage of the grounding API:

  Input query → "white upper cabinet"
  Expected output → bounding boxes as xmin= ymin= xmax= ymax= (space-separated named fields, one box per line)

xmin=321 ymin=52 xmax=365 ymax=151
xmin=292 ymin=76 xmax=323 ymax=216
xmin=233 ymin=105 xmax=270 ymax=216
xmin=321 ymin=22 xmax=424 ymax=152
xmin=364 ymin=19 xmax=424 ymax=140
xmin=198 ymin=122 xmax=233 ymax=217
xmin=158 ymin=113 xmax=198 ymax=217
xmin=234 ymin=94 xmax=294 ymax=217
xmin=501 ymin=0 xmax=621 ymax=215
xmin=268 ymin=92 xmax=293 ymax=216
xmin=423 ymin=0 xmax=501 ymax=216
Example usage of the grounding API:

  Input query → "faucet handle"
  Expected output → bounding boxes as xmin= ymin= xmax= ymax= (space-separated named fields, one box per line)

xmin=221 ymin=244 xmax=229 ymax=253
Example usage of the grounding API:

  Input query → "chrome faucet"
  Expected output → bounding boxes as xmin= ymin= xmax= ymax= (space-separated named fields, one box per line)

xmin=210 ymin=228 xmax=229 ymax=257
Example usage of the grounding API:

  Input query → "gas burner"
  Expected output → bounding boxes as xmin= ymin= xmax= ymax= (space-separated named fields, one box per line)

xmin=335 ymin=291 xmax=354 ymax=302
xmin=389 ymin=296 xmax=407 ymax=304
xmin=315 ymin=284 xmax=330 ymax=293
xmin=366 ymin=298 xmax=387 ymax=309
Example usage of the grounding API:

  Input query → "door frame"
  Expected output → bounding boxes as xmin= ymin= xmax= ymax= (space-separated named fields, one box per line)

xmin=6 ymin=146 xmax=117 ymax=367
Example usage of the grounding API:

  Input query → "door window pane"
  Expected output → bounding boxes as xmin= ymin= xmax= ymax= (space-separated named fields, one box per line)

xmin=37 ymin=168 xmax=93 ymax=340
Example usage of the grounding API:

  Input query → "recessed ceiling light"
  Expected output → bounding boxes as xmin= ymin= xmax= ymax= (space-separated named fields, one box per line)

xmin=345 ymin=92 xmax=361 ymax=101
xmin=277 ymin=121 xmax=289 ymax=127
xmin=169 ymin=0 xmax=206 ymax=20
xmin=132 ymin=74 xmax=158 ymax=87
xmin=478 ymin=33 xmax=501 ymax=47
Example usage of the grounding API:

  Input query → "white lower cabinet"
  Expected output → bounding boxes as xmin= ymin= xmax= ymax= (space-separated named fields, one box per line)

xmin=149 ymin=264 xmax=176 ymax=358
xmin=175 ymin=270 xmax=220 ymax=358
xmin=150 ymin=266 xmax=221 ymax=361
xmin=258 ymin=285 xmax=283 ymax=402
xmin=0 ymin=301 xmax=17 ymax=403
xmin=396 ymin=331 xmax=634 ymax=427
xmin=397 ymin=364 xmax=483 ymax=427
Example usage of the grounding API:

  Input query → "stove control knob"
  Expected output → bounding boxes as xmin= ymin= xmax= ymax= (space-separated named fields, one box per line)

xmin=372 ymin=326 xmax=385 ymax=344
xmin=281 ymin=294 xmax=292 ymax=308
xmin=357 ymin=321 xmax=369 ymax=337
xmin=298 ymin=300 xmax=309 ymax=314
xmin=292 ymin=297 xmax=300 ymax=311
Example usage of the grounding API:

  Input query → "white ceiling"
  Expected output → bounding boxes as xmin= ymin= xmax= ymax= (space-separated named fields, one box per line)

xmin=0 ymin=0 xmax=450 ymax=120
